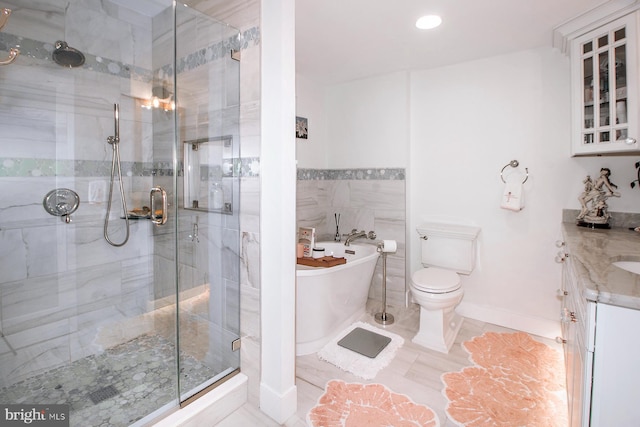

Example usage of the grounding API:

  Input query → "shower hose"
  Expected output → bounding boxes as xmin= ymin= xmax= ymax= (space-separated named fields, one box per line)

xmin=104 ymin=103 xmax=130 ymax=247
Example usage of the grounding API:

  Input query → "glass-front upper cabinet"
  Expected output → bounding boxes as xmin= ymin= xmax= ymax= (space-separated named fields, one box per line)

xmin=571 ymin=13 xmax=639 ymax=156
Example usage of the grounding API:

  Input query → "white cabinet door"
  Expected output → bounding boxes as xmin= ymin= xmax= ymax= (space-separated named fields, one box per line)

xmin=590 ymin=303 xmax=640 ymax=426
xmin=563 ymin=254 xmax=593 ymax=427
xmin=561 ymin=257 xmax=578 ymax=425
xmin=571 ymin=12 xmax=640 ymax=155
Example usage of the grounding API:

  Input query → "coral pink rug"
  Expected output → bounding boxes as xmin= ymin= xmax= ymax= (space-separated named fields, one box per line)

xmin=308 ymin=380 xmax=440 ymax=427
xmin=441 ymin=331 xmax=567 ymax=427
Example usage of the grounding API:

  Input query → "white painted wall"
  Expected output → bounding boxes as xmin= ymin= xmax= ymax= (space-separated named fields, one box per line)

xmin=295 ymin=73 xmax=328 ymax=168
xmin=296 ymin=46 xmax=640 ymax=339
xmin=324 ymin=71 xmax=410 ymax=169
xmin=410 ymin=47 xmax=640 ymax=338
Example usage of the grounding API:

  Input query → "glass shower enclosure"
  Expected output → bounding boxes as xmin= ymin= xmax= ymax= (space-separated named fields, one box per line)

xmin=0 ymin=1 xmax=241 ymax=425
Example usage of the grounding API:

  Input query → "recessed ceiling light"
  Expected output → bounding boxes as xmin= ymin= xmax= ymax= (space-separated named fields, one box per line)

xmin=416 ymin=15 xmax=442 ymax=30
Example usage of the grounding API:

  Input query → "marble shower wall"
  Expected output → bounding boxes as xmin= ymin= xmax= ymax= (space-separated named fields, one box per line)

xmin=0 ymin=0 xmax=160 ymax=386
xmin=297 ymin=168 xmax=407 ymax=308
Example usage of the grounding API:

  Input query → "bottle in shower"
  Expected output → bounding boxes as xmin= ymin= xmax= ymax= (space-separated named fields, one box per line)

xmin=210 ymin=182 xmax=224 ymax=210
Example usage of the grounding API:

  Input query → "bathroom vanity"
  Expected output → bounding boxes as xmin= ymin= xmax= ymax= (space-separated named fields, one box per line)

xmin=560 ymin=224 xmax=640 ymax=426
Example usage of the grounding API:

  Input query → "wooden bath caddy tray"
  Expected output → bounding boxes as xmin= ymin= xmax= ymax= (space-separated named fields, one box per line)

xmin=297 ymin=256 xmax=346 ymax=268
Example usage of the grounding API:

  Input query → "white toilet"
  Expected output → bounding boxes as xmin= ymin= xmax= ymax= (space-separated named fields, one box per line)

xmin=410 ymin=222 xmax=481 ymax=353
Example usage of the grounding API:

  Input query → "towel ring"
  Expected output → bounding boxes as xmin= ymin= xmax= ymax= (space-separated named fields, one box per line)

xmin=500 ymin=160 xmax=528 ymax=184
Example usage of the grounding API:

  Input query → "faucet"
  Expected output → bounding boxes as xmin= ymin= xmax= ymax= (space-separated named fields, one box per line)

xmin=344 ymin=229 xmax=376 ymax=246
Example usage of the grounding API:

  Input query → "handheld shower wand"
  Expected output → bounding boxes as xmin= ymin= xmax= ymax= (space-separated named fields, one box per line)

xmin=104 ymin=103 xmax=130 ymax=247
xmin=113 ymin=102 xmax=119 ymax=142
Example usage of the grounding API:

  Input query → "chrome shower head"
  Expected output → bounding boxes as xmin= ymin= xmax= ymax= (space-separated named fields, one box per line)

xmin=52 ymin=41 xmax=85 ymax=68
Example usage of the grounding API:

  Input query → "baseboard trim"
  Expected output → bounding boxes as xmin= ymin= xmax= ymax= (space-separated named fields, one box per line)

xmin=457 ymin=301 xmax=561 ymax=340
xmin=259 ymin=382 xmax=297 ymax=424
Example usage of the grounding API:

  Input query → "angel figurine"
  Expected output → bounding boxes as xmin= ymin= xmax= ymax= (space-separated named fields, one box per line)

xmin=577 ymin=168 xmax=620 ymax=227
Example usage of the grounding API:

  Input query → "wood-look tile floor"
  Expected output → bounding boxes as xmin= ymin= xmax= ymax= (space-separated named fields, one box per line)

xmin=216 ymin=302 xmax=563 ymax=426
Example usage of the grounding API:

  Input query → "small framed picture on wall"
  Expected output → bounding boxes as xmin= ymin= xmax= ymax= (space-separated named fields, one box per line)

xmin=296 ymin=116 xmax=308 ymax=139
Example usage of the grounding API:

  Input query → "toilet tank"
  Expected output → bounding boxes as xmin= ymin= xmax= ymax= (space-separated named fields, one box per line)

xmin=417 ymin=222 xmax=481 ymax=275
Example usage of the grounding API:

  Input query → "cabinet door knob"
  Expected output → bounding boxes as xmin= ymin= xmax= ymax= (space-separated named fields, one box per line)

xmin=555 ymin=240 xmax=565 ymax=248
xmin=555 ymin=251 xmax=568 ymax=263
xmin=561 ymin=308 xmax=577 ymax=323
xmin=555 ymin=336 xmax=567 ymax=344
xmin=557 ymin=289 xmax=569 ymax=297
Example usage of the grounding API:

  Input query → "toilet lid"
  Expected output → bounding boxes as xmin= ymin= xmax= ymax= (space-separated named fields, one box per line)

xmin=411 ymin=268 xmax=460 ymax=293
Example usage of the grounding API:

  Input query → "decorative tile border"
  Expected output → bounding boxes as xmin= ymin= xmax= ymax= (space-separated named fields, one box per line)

xmin=0 ymin=32 xmax=152 ymax=82
xmin=0 ymin=158 xmax=160 ymax=178
xmin=0 ymin=25 xmax=260 ymax=81
xmin=297 ymin=168 xmax=405 ymax=181
xmin=0 ymin=157 xmax=260 ymax=178
xmin=2 ymin=161 xmax=405 ymax=181
xmin=163 ymin=26 xmax=259 ymax=78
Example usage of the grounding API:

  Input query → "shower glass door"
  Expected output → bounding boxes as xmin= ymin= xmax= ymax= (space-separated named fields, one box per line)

xmin=174 ymin=4 xmax=241 ymax=404
xmin=0 ymin=1 xmax=240 ymax=425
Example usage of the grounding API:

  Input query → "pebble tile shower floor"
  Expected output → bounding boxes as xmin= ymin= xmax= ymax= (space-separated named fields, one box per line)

xmin=0 ymin=334 xmax=216 ymax=426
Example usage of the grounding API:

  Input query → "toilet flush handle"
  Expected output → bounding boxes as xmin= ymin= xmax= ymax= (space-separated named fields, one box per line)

xmin=419 ymin=234 xmax=428 ymax=240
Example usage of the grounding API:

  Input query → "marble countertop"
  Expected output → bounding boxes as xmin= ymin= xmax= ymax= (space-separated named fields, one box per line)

xmin=562 ymin=223 xmax=640 ymax=309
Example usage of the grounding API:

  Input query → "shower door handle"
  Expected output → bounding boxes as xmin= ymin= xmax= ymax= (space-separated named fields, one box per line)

xmin=150 ymin=187 xmax=168 ymax=225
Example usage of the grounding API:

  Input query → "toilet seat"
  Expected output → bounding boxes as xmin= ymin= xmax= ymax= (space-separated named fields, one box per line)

xmin=411 ymin=268 xmax=460 ymax=293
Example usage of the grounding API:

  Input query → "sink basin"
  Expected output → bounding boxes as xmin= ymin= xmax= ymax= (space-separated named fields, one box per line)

xmin=613 ymin=261 xmax=640 ymax=275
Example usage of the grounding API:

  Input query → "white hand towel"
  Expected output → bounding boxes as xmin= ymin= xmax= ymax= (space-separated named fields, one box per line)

xmin=501 ymin=182 xmax=524 ymax=211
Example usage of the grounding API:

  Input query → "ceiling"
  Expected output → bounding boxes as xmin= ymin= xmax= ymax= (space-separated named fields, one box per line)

xmin=295 ymin=0 xmax=608 ymax=85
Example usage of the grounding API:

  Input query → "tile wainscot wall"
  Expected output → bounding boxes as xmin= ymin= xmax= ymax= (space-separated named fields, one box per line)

xmin=297 ymin=168 xmax=407 ymax=308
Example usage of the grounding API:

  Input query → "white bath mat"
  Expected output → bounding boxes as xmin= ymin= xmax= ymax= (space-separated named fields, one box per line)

xmin=317 ymin=321 xmax=404 ymax=380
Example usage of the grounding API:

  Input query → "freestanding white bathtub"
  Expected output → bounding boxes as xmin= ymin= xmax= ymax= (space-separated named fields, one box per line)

xmin=296 ymin=241 xmax=380 ymax=355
